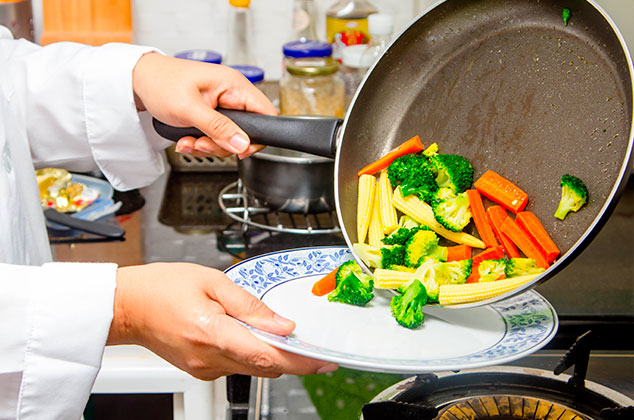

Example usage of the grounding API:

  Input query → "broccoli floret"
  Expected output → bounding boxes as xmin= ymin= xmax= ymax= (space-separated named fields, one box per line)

xmin=478 ymin=259 xmax=508 ymax=282
xmin=505 ymin=258 xmax=545 ymax=278
xmin=380 ymin=245 xmax=406 ymax=269
xmin=390 ymin=279 xmax=428 ymax=328
xmin=422 ymin=142 xmax=439 ymax=157
xmin=435 ymin=259 xmax=473 ymax=285
xmin=352 ymin=243 xmax=382 ymax=269
xmin=428 ymin=154 xmax=474 ymax=193
xmin=382 ymin=226 xmax=426 ymax=245
xmin=405 ymin=230 xmax=439 ymax=267
xmin=427 ymin=245 xmax=448 ymax=262
xmin=335 ymin=260 xmax=362 ymax=285
xmin=410 ymin=259 xmax=471 ymax=303
xmin=555 ymin=174 xmax=588 ymax=220
xmin=387 ymin=154 xmax=438 ymax=201
xmin=431 ymin=191 xmax=472 ymax=232
xmin=398 ymin=215 xmax=420 ymax=229
xmin=328 ymin=268 xmax=374 ymax=306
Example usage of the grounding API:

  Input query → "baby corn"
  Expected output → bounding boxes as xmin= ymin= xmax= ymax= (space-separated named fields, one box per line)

xmin=357 ymin=174 xmax=376 ymax=244
xmin=393 ymin=187 xmax=485 ymax=248
xmin=368 ymin=188 xmax=385 ymax=247
xmin=378 ymin=170 xmax=399 ymax=235
xmin=438 ymin=274 xmax=538 ymax=305
xmin=373 ymin=269 xmax=413 ymax=289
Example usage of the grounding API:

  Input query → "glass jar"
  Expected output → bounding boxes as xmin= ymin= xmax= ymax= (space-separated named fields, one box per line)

xmin=174 ymin=49 xmax=223 ymax=64
xmin=229 ymin=65 xmax=264 ymax=87
xmin=279 ymin=41 xmax=345 ymax=118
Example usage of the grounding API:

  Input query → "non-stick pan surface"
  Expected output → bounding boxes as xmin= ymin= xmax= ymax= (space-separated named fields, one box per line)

xmin=154 ymin=0 xmax=633 ymax=307
xmin=334 ymin=0 xmax=633 ymax=306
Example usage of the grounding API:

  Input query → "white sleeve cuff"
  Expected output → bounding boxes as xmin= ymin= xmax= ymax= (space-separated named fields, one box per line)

xmin=17 ymin=262 xmax=117 ymax=420
xmin=83 ymin=44 xmax=166 ymax=191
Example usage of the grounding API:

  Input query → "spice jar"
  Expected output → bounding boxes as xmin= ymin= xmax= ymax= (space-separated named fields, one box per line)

xmin=229 ymin=65 xmax=264 ymax=87
xmin=279 ymin=40 xmax=345 ymax=118
xmin=340 ymin=44 xmax=374 ymax=107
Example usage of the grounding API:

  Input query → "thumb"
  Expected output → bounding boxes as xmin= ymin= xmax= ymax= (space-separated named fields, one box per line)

xmin=188 ymin=99 xmax=251 ymax=154
xmin=208 ymin=275 xmax=296 ymax=336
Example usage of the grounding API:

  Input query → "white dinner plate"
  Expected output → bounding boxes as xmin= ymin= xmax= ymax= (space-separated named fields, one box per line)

xmin=225 ymin=246 xmax=558 ymax=373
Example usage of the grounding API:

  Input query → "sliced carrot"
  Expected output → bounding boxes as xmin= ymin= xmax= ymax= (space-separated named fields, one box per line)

xmin=466 ymin=246 xmax=505 ymax=283
xmin=516 ymin=211 xmax=560 ymax=264
xmin=311 ymin=267 xmax=338 ymax=296
xmin=474 ymin=170 xmax=529 ymax=214
xmin=447 ymin=244 xmax=472 ymax=262
xmin=472 ymin=246 xmax=505 ymax=266
xmin=357 ymin=136 xmax=425 ymax=176
xmin=500 ymin=217 xmax=549 ymax=269
xmin=466 ymin=189 xmax=498 ymax=248
xmin=486 ymin=205 xmax=521 ymax=259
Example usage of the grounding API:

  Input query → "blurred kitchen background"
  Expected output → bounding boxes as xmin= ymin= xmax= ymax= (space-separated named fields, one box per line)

xmin=23 ymin=0 xmax=633 ymax=81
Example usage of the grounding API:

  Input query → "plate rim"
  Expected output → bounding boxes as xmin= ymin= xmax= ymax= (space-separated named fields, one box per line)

xmin=225 ymin=246 xmax=559 ymax=373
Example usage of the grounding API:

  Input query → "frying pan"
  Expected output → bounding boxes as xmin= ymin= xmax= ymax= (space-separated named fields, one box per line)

xmin=154 ymin=0 xmax=633 ymax=307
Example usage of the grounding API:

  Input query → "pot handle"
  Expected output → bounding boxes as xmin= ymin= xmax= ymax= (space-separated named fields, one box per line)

xmin=152 ymin=109 xmax=342 ymax=158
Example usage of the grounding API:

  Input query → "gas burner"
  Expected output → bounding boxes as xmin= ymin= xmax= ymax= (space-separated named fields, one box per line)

xmin=362 ymin=333 xmax=634 ymax=420
xmin=218 ymin=180 xmax=341 ymax=235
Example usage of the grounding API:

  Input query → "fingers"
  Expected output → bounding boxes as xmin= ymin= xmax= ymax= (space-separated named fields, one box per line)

xmin=188 ymin=98 xmax=252 ymax=155
xmin=175 ymin=137 xmax=234 ymax=158
xmin=205 ymin=274 xmax=296 ymax=336
xmin=214 ymin=316 xmax=338 ymax=378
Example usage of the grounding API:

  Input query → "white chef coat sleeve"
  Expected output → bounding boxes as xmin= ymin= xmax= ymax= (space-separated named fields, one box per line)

xmin=0 ymin=262 xmax=117 ymax=420
xmin=1 ymin=33 xmax=170 ymax=191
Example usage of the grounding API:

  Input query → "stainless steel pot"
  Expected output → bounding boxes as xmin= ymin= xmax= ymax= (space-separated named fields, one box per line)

xmin=238 ymin=147 xmax=334 ymax=214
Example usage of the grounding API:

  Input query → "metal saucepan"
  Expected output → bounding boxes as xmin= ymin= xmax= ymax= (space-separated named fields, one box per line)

xmin=238 ymin=147 xmax=335 ymax=214
xmin=154 ymin=0 xmax=633 ymax=307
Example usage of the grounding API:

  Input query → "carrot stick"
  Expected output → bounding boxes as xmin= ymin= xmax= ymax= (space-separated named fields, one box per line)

xmin=474 ymin=170 xmax=529 ymax=214
xmin=516 ymin=211 xmax=560 ymax=264
xmin=500 ymin=217 xmax=549 ymax=269
xmin=311 ymin=267 xmax=338 ymax=296
xmin=447 ymin=244 xmax=472 ymax=262
xmin=466 ymin=246 xmax=505 ymax=283
xmin=466 ymin=189 xmax=498 ymax=248
xmin=486 ymin=205 xmax=521 ymax=259
xmin=357 ymin=136 xmax=425 ymax=176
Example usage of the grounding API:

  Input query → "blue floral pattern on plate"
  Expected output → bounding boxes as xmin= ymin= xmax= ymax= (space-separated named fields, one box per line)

xmin=225 ymin=246 xmax=558 ymax=373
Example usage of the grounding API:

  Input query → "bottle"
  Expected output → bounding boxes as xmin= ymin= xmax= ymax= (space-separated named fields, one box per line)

xmin=279 ymin=41 xmax=345 ymax=118
xmin=326 ymin=0 xmax=377 ymax=61
xmin=360 ymin=13 xmax=394 ymax=69
xmin=291 ymin=0 xmax=318 ymax=42
xmin=340 ymin=45 xmax=373 ymax=107
xmin=224 ymin=0 xmax=256 ymax=66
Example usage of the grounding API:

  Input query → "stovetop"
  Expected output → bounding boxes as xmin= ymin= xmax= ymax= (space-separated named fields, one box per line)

xmin=144 ymin=170 xmax=633 ymax=420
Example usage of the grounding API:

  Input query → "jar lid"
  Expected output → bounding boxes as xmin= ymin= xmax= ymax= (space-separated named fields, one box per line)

xmin=283 ymin=40 xmax=332 ymax=58
xmin=369 ymin=13 xmax=394 ymax=36
xmin=286 ymin=57 xmax=340 ymax=76
xmin=342 ymin=45 xmax=374 ymax=68
xmin=229 ymin=65 xmax=264 ymax=84
xmin=174 ymin=49 xmax=222 ymax=64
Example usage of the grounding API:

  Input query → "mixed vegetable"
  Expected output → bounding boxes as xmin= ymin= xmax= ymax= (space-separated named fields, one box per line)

xmin=313 ymin=137 xmax=589 ymax=329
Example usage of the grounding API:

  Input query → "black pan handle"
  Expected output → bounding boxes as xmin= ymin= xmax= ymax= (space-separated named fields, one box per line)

xmin=152 ymin=109 xmax=342 ymax=159
xmin=44 ymin=208 xmax=125 ymax=239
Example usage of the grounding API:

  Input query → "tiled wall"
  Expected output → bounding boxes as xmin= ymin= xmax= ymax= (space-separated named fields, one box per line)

xmin=129 ymin=0 xmax=424 ymax=80
xmin=30 ymin=0 xmax=633 ymax=81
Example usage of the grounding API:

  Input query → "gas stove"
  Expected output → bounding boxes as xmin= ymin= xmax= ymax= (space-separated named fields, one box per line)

xmin=153 ymin=171 xmax=633 ymax=420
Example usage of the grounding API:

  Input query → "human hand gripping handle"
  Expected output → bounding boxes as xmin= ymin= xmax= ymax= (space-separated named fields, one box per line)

xmin=133 ymin=52 xmax=341 ymax=159
xmin=108 ymin=263 xmax=338 ymax=379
